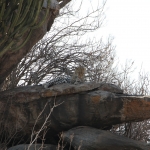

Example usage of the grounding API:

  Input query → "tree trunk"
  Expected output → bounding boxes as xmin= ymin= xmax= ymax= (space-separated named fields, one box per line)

xmin=0 ymin=0 xmax=71 ymax=86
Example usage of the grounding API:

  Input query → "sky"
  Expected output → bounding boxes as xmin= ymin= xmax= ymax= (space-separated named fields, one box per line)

xmin=102 ymin=0 xmax=150 ymax=72
xmin=78 ymin=0 xmax=150 ymax=74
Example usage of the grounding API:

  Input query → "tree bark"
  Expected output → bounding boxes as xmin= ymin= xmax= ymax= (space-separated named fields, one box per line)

xmin=0 ymin=0 xmax=72 ymax=86
xmin=0 ymin=10 xmax=47 ymax=85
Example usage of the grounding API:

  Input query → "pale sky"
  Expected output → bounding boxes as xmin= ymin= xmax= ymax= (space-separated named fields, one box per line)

xmin=71 ymin=0 xmax=150 ymax=74
xmin=92 ymin=0 xmax=150 ymax=74
xmin=103 ymin=0 xmax=150 ymax=71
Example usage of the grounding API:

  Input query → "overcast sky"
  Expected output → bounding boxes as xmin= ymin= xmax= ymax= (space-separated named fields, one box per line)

xmin=77 ymin=0 xmax=150 ymax=74
xmin=103 ymin=0 xmax=150 ymax=72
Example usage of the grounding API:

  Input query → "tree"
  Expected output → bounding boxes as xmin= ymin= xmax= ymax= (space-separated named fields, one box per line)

xmin=1 ymin=0 xmax=113 ymax=90
xmin=1 ymin=0 xmax=150 ymax=149
xmin=0 ymin=0 xmax=70 ymax=86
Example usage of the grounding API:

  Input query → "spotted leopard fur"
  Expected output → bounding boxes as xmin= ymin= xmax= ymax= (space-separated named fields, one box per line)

xmin=43 ymin=76 xmax=71 ymax=88
xmin=42 ymin=65 xmax=86 ymax=88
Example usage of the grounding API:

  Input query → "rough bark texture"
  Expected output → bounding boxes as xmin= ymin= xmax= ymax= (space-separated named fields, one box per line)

xmin=0 ymin=82 xmax=150 ymax=140
xmin=0 ymin=0 xmax=72 ymax=86
xmin=0 ymin=11 xmax=47 ymax=85
xmin=63 ymin=126 xmax=149 ymax=150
